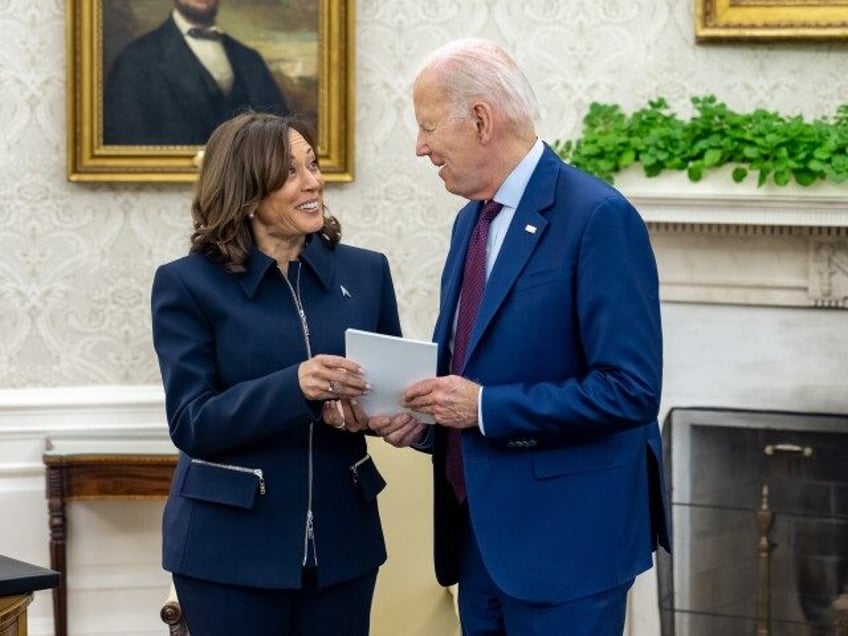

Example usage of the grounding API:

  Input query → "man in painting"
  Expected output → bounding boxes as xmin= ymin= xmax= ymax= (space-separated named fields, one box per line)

xmin=104 ymin=0 xmax=288 ymax=145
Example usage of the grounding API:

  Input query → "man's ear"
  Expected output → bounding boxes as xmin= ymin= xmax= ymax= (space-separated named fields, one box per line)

xmin=471 ymin=102 xmax=494 ymax=143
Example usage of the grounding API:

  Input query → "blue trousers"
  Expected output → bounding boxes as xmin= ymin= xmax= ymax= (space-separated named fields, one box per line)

xmin=173 ymin=568 xmax=377 ymax=636
xmin=458 ymin=512 xmax=633 ymax=636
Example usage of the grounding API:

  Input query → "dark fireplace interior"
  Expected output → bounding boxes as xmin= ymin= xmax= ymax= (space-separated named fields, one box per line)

xmin=658 ymin=408 xmax=848 ymax=636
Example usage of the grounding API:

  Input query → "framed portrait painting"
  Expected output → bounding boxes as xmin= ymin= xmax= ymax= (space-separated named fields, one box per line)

xmin=696 ymin=0 xmax=848 ymax=40
xmin=66 ymin=0 xmax=354 ymax=182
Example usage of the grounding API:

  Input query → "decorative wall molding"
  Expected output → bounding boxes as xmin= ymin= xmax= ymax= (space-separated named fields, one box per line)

xmin=621 ymin=169 xmax=848 ymax=309
xmin=0 ymin=385 xmax=166 ymax=434
xmin=649 ymin=223 xmax=848 ymax=309
xmin=810 ymin=237 xmax=848 ymax=308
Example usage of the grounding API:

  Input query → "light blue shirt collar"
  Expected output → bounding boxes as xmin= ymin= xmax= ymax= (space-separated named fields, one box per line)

xmin=492 ymin=137 xmax=545 ymax=211
xmin=485 ymin=137 xmax=544 ymax=276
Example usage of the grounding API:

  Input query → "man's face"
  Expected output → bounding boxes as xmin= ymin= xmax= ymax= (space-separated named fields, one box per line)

xmin=174 ymin=0 xmax=219 ymax=25
xmin=413 ymin=71 xmax=488 ymax=200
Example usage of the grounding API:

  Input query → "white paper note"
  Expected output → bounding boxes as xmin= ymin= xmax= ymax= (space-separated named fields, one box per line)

xmin=345 ymin=328 xmax=438 ymax=423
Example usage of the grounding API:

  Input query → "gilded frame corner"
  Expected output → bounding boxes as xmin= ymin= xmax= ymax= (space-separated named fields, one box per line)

xmin=66 ymin=0 xmax=354 ymax=183
xmin=696 ymin=0 xmax=848 ymax=41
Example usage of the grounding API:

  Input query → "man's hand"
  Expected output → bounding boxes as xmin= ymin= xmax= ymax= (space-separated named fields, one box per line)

xmin=401 ymin=375 xmax=480 ymax=428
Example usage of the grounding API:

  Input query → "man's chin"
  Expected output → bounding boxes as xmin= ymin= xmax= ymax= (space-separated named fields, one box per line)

xmin=176 ymin=5 xmax=218 ymax=26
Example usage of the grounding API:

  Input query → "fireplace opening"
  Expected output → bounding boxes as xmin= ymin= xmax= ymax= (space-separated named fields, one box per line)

xmin=658 ymin=408 xmax=848 ymax=636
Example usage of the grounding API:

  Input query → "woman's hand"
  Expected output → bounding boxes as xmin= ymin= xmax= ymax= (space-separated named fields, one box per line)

xmin=369 ymin=413 xmax=427 ymax=447
xmin=322 ymin=398 xmax=370 ymax=433
xmin=298 ymin=354 xmax=369 ymax=401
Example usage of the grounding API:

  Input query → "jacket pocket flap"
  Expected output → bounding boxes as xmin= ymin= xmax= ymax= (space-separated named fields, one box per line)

xmin=180 ymin=461 xmax=261 ymax=509
xmin=533 ymin=440 xmax=626 ymax=480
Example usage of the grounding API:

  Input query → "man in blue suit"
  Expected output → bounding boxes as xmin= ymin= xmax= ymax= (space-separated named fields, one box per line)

xmin=104 ymin=0 xmax=287 ymax=145
xmin=374 ymin=38 xmax=670 ymax=635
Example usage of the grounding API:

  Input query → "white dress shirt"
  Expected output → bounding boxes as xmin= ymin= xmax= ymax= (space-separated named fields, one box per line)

xmin=172 ymin=9 xmax=234 ymax=95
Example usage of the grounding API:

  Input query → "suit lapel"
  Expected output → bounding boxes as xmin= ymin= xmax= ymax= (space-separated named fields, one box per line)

xmin=433 ymin=203 xmax=478 ymax=373
xmin=159 ymin=20 xmax=222 ymax=122
xmin=463 ymin=147 xmax=560 ymax=369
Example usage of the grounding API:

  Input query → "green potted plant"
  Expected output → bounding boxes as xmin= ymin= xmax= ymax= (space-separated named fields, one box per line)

xmin=553 ymin=95 xmax=848 ymax=188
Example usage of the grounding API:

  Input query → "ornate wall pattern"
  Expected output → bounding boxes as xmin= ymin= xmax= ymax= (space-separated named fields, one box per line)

xmin=1 ymin=0 xmax=847 ymax=388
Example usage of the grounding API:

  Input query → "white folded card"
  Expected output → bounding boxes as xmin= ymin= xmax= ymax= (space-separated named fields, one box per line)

xmin=345 ymin=328 xmax=438 ymax=423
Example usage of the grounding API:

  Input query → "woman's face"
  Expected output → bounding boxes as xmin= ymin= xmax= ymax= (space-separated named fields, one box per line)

xmin=254 ymin=129 xmax=325 ymax=243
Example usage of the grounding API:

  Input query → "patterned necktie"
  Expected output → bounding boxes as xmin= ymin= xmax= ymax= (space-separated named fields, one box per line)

xmin=446 ymin=199 xmax=503 ymax=503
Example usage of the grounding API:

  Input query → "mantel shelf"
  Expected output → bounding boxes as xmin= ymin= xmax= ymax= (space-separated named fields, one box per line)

xmin=611 ymin=168 xmax=848 ymax=227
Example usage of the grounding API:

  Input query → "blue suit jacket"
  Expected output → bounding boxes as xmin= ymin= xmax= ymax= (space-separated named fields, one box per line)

xmin=431 ymin=145 xmax=670 ymax=604
xmin=151 ymin=237 xmax=400 ymax=589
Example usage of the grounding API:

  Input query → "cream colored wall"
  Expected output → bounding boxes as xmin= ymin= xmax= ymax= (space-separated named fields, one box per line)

xmin=2 ymin=0 xmax=847 ymax=387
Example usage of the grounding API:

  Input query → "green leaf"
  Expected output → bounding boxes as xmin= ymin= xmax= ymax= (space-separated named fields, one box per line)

xmin=793 ymin=170 xmax=817 ymax=186
xmin=703 ymin=148 xmax=722 ymax=167
xmin=619 ymin=149 xmax=636 ymax=168
xmin=732 ymin=167 xmax=748 ymax=182
xmin=688 ymin=164 xmax=704 ymax=182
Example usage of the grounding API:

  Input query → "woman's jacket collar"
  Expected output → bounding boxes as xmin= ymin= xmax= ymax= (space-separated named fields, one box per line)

xmin=238 ymin=234 xmax=334 ymax=298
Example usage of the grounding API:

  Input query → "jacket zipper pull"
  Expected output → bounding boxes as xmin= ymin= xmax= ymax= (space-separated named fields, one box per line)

xmin=306 ymin=510 xmax=314 ymax=540
xmin=350 ymin=454 xmax=370 ymax=485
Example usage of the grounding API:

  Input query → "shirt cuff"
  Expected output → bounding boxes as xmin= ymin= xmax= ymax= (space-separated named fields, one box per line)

xmin=477 ymin=386 xmax=485 ymax=435
xmin=411 ymin=425 xmax=434 ymax=451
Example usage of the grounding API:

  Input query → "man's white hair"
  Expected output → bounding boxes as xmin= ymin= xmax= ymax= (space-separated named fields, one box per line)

xmin=417 ymin=38 xmax=540 ymax=130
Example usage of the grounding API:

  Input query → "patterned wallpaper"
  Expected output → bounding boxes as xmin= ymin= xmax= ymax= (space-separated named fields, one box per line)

xmin=1 ymin=0 xmax=846 ymax=388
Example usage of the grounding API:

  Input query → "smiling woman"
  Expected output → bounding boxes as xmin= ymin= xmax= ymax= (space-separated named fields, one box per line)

xmin=149 ymin=110 xmax=404 ymax=635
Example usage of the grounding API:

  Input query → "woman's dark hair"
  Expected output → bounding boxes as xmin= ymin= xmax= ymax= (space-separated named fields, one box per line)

xmin=189 ymin=111 xmax=341 ymax=272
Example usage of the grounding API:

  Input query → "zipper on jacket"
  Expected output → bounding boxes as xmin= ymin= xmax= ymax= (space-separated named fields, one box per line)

xmin=350 ymin=453 xmax=371 ymax=484
xmin=279 ymin=262 xmax=318 ymax=566
xmin=190 ymin=458 xmax=266 ymax=495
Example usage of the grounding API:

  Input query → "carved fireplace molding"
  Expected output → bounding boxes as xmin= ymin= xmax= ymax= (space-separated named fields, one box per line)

xmin=615 ymin=170 xmax=848 ymax=309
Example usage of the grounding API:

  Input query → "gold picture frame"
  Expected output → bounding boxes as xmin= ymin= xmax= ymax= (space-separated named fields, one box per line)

xmin=66 ymin=0 xmax=354 ymax=183
xmin=696 ymin=0 xmax=848 ymax=40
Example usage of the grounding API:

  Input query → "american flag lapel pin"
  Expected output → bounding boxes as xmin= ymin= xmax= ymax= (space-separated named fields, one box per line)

xmin=525 ymin=224 xmax=537 ymax=234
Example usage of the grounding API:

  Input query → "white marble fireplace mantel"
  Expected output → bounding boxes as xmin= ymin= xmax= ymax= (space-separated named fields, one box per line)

xmin=615 ymin=169 xmax=848 ymax=636
xmin=612 ymin=169 xmax=848 ymax=309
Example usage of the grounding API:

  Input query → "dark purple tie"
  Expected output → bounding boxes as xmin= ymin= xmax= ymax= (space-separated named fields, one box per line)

xmin=446 ymin=199 xmax=503 ymax=503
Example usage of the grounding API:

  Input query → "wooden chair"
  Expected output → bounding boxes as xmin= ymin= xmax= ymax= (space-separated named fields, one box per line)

xmin=160 ymin=582 xmax=189 ymax=636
